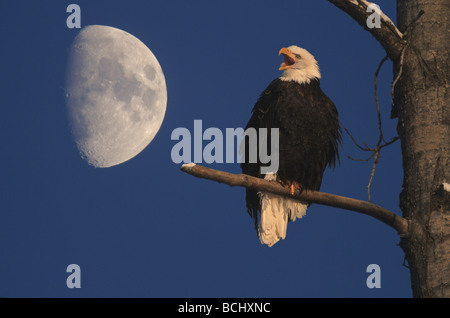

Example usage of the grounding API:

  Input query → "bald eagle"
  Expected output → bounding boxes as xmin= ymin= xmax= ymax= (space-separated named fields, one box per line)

xmin=241 ymin=45 xmax=341 ymax=247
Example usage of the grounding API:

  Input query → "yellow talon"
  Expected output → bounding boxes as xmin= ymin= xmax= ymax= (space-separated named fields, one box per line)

xmin=289 ymin=182 xmax=301 ymax=195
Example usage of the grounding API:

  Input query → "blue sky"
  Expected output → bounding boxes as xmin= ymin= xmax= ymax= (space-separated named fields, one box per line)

xmin=0 ymin=1 xmax=412 ymax=297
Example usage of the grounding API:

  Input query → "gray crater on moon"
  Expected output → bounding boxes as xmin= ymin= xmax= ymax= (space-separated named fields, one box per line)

xmin=114 ymin=75 xmax=142 ymax=104
xmin=144 ymin=64 xmax=156 ymax=81
xmin=98 ymin=57 xmax=124 ymax=82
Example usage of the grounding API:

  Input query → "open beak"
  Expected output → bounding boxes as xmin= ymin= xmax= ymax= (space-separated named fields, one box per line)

xmin=279 ymin=47 xmax=296 ymax=71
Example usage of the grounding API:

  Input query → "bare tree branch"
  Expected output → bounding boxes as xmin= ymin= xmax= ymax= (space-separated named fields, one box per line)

xmin=339 ymin=52 xmax=400 ymax=201
xmin=180 ymin=163 xmax=409 ymax=236
xmin=328 ymin=0 xmax=406 ymax=59
xmin=374 ymin=54 xmax=389 ymax=144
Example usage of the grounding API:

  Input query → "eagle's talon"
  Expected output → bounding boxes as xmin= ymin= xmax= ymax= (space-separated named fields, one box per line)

xmin=277 ymin=179 xmax=301 ymax=195
xmin=290 ymin=182 xmax=302 ymax=195
xmin=289 ymin=184 xmax=295 ymax=195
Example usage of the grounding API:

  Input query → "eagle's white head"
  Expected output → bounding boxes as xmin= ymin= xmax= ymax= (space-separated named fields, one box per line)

xmin=278 ymin=45 xmax=321 ymax=85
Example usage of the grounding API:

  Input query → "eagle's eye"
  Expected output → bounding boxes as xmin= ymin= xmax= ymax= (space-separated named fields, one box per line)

xmin=294 ymin=53 xmax=302 ymax=59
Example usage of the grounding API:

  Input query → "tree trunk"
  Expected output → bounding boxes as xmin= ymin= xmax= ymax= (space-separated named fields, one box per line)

xmin=395 ymin=0 xmax=450 ymax=297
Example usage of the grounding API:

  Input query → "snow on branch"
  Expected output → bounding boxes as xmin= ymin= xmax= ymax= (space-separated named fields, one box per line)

xmin=443 ymin=183 xmax=450 ymax=193
xmin=180 ymin=163 xmax=409 ymax=236
xmin=328 ymin=0 xmax=406 ymax=59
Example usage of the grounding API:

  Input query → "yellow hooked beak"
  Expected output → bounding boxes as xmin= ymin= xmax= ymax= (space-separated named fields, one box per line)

xmin=278 ymin=47 xmax=296 ymax=71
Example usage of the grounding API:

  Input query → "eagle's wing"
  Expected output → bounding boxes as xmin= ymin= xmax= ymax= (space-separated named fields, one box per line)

xmin=240 ymin=79 xmax=283 ymax=226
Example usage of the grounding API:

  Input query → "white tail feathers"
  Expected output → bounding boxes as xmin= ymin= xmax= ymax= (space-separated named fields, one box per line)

xmin=257 ymin=173 xmax=308 ymax=247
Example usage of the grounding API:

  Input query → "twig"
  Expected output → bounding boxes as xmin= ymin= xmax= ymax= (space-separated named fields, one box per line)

xmin=391 ymin=43 xmax=409 ymax=108
xmin=367 ymin=151 xmax=379 ymax=202
xmin=374 ymin=55 xmax=389 ymax=144
xmin=401 ymin=10 xmax=425 ymax=37
xmin=339 ymin=119 xmax=367 ymax=152
xmin=346 ymin=153 xmax=374 ymax=162
xmin=180 ymin=163 xmax=409 ymax=236
xmin=340 ymin=53 xmax=400 ymax=201
xmin=340 ymin=121 xmax=399 ymax=201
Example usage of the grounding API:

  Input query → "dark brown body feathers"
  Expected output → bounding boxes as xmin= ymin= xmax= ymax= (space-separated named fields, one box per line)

xmin=241 ymin=78 xmax=341 ymax=227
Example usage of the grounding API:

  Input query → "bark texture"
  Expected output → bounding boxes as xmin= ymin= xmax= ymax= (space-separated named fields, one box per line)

xmin=395 ymin=0 xmax=450 ymax=298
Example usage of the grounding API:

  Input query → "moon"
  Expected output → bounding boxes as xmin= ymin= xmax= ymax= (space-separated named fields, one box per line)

xmin=65 ymin=25 xmax=167 ymax=168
